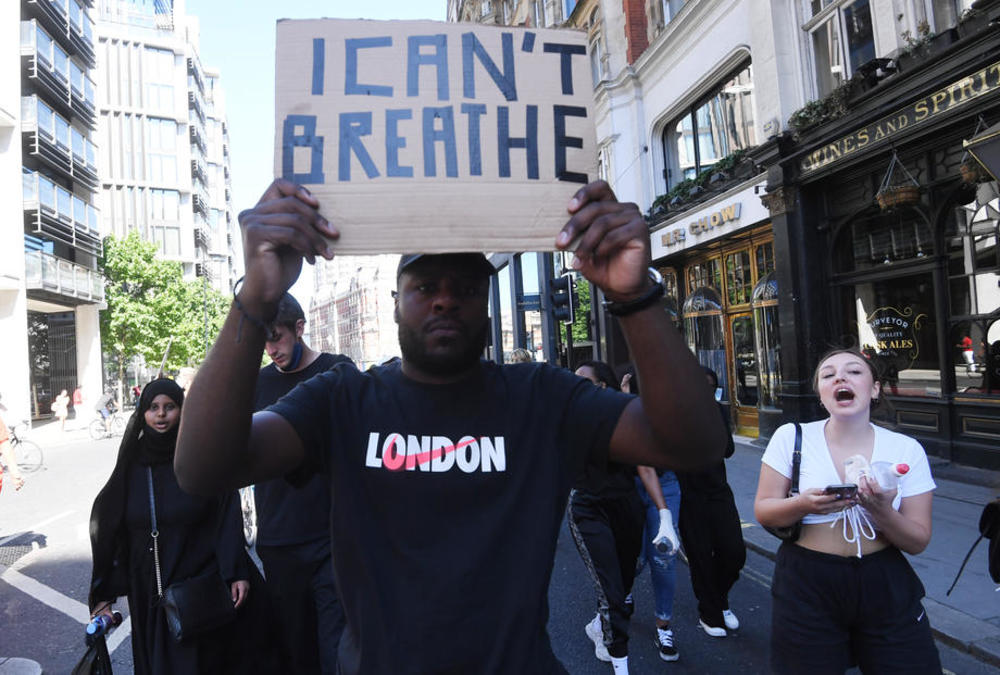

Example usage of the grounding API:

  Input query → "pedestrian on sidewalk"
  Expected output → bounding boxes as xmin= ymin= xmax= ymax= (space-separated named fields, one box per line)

xmin=88 ymin=378 xmax=261 ymax=674
xmin=675 ymin=366 xmax=745 ymax=638
xmin=754 ymin=348 xmax=941 ymax=674
xmin=252 ymin=292 xmax=353 ymax=674
xmin=173 ymin=178 xmax=727 ymax=674
xmin=52 ymin=389 xmax=69 ymax=432
xmin=620 ymin=366 xmax=683 ymax=663
xmin=567 ymin=360 xmax=646 ymax=674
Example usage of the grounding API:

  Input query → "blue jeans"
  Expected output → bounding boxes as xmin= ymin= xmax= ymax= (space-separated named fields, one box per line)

xmin=634 ymin=471 xmax=681 ymax=622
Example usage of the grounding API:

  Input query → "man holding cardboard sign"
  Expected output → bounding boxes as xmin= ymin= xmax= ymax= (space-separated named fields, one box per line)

xmin=175 ymin=18 xmax=723 ymax=674
xmin=176 ymin=176 xmax=725 ymax=673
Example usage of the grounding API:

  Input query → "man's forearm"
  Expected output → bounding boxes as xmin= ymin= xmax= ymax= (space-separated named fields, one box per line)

xmin=619 ymin=303 xmax=727 ymax=467
xmin=175 ymin=300 xmax=270 ymax=495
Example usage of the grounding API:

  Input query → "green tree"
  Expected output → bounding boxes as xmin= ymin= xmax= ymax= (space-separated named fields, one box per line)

xmin=99 ymin=231 xmax=229 ymax=390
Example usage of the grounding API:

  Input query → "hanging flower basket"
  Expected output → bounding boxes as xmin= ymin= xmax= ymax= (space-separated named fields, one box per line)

xmin=960 ymin=157 xmax=985 ymax=184
xmin=876 ymin=150 xmax=921 ymax=211
xmin=877 ymin=185 xmax=920 ymax=210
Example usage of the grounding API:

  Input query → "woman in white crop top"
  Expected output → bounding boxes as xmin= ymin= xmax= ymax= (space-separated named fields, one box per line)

xmin=753 ymin=349 xmax=941 ymax=674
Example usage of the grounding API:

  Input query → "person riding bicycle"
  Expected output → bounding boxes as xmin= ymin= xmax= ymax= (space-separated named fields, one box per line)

xmin=94 ymin=390 xmax=118 ymax=432
xmin=0 ymin=396 xmax=25 ymax=492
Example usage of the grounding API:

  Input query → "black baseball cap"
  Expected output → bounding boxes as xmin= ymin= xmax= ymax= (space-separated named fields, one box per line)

xmin=396 ymin=253 xmax=495 ymax=279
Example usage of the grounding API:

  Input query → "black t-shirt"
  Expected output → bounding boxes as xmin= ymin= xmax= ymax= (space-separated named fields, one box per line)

xmin=253 ymin=352 xmax=354 ymax=546
xmin=268 ymin=360 xmax=631 ymax=674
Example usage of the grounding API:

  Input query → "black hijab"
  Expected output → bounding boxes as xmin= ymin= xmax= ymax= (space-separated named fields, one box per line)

xmin=88 ymin=379 xmax=184 ymax=609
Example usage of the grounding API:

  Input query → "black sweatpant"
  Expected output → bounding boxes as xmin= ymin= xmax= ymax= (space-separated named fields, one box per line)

xmin=258 ymin=538 xmax=345 ymax=675
xmin=677 ymin=486 xmax=745 ymax=627
xmin=771 ymin=543 xmax=942 ymax=674
xmin=567 ymin=488 xmax=645 ymax=658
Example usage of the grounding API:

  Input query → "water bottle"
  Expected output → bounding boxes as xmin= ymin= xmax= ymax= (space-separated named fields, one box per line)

xmin=86 ymin=611 xmax=122 ymax=645
xmin=871 ymin=461 xmax=909 ymax=491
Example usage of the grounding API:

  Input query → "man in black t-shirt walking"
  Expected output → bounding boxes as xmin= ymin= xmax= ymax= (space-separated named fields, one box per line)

xmin=253 ymin=292 xmax=353 ymax=674
xmin=176 ymin=178 xmax=728 ymax=674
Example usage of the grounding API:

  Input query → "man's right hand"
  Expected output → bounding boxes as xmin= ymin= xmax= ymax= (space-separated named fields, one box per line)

xmin=237 ymin=179 xmax=339 ymax=313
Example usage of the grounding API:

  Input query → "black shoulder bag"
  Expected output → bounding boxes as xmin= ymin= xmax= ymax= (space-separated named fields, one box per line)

xmin=147 ymin=467 xmax=237 ymax=642
xmin=763 ymin=423 xmax=803 ymax=542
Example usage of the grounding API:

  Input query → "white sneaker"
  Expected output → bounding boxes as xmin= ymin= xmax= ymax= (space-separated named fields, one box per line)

xmin=585 ymin=614 xmax=612 ymax=662
xmin=698 ymin=619 xmax=727 ymax=638
xmin=722 ymin=609 xmax=739 ymax=631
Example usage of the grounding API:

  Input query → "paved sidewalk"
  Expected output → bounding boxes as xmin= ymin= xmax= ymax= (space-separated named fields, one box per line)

xmin=728 ymin=436 xmax=1000 ymax=667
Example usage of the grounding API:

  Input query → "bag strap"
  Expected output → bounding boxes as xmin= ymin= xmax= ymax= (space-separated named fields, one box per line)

xmin=946 ymin=533 xmax=985 ymax=596
xmin=789 ymin=422 xmax=802 ymax=496
xmin=146 ymin=467 xmax=164 ymax=598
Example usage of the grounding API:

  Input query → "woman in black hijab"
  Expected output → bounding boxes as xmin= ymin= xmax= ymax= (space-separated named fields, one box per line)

xmin=88 ymin=379 xmax=251 ymax=673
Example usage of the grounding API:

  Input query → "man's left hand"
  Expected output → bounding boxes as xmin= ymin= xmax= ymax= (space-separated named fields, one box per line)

xmin=555 ymin=180 xmax=651 ymax=302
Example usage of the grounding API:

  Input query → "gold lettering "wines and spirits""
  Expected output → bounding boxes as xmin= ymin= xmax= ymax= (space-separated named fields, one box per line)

xmin=801 ymin=61 xmax=1000 ymax=175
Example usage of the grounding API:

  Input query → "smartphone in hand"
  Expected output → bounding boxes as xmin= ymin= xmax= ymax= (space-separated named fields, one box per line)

xmin=823 ymin=484 xmax=858 ymax=500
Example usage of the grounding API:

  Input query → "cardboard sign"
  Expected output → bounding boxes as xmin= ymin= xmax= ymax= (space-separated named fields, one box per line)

xmin=274 ymin=18 xmax=597 ymax=254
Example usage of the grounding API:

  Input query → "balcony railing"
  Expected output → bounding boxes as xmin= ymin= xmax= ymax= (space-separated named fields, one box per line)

xmin=24 ymin=249 xmax=104 ymax=304
xmin=192 ymin=191 xmax=209 ymax=217
xmin=23 ymin=170 xmax=101 ymax=256
xmin=191 ymin=157 xmax=208 ymax=187
xmin=25 ymin=0 xmax=95 ymax=68
xmin=188 ymin=90 xmax=206 ymax=124
xmin=189 ymin=123 xmax=207 ymax=154
xmin=21 ymin=20 xmax=96 ymax=128
xmin=21 ymin=96 xmax=98 ymax=189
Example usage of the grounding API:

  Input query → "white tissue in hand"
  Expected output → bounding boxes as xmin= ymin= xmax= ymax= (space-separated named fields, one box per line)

xmin=843 ymin=454 xmax=872 ymax=485
xmin=652 ymin=508 xmax=679 ymax=556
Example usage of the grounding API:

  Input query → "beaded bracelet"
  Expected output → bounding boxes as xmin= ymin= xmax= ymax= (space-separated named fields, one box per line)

xmin=232 ymin=276 xmax=278 ymax=342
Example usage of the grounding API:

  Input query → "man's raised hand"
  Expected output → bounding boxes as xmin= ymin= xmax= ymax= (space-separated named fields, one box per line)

xmin=555 ymin=181 xmax=651 ymax=302
xmin=237 ymin=179 xmax=339 ymax=311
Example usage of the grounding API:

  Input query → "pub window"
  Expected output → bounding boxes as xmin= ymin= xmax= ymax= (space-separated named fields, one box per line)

xmin=661 ymin=61 xmax=756 ymax=191
xmin=752 ymin=271 xmax=782 ymax=408
xmin=658 ymin=267 xmax=680 ymax=323
xmin=683 ymin=286 xmax=729 ymax=401
xmin=834 ymin=209 xmax=933 ymax=273
xmin=839 ymin=274 xmax=940 ymax=398
xmin=946 ymin=191 xmax=1000 ymax=396
xmin=687 ymin=257 xmax=722 ymax=294
xmin=589 ymin=9 xmax=605 ymax=87
xmin=755 ymin=241 xmax=775 ymax=277
xmin=725 ymin=249 xmax=753 ymax=306
xmin=802 ymin=0 xmax=876 ymax=98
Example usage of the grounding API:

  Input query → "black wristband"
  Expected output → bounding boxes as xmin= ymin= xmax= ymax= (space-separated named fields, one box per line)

xmin=232 ymin=277 xmax=278 ymax=342
xmin=603 ymin=268 xmax=665 ymax=317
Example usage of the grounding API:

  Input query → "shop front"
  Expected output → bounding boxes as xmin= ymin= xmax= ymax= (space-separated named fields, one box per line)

xmin=649 ymin=177 xmax=781 ymax=437
xmin=767 ymin=23 xmax=1000 ymax=467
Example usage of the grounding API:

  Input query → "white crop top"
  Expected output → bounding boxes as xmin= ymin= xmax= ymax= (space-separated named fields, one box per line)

xmin=761 ymin=419 xmax=936 ymax=526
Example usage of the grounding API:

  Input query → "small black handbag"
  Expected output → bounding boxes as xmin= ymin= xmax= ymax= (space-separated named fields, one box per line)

xmin=147 ymin=467 xmax=236 ymax=642
xmin=762 ymin=423 xmax=803 ymax=542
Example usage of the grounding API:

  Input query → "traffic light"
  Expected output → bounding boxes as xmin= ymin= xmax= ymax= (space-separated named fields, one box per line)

xmin=549 ymin=274 xmax=576 ymax=324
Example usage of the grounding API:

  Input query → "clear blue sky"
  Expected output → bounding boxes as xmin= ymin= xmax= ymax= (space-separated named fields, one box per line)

xmin=184 ymin=0 xmax=446 ymax=299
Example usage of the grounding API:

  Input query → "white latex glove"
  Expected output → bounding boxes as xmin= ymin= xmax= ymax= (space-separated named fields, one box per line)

xmin=652 ymin=508 xmax=679 ymax=556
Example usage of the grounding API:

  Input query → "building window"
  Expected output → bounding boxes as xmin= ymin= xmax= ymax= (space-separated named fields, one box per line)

xmin=930 ymin=0 xmax=975 ymax=32
xmin=661 ymin=61 xmax=756 ymax=191
xmin=564 ymin=0 xmax=578 ymax=18
xmin=946 ymin=197 xmax=1000 ymax=396
xmin=725 ymin=250 xmax=753 ymax=306
xmin=687 ymin=257 xmax=722 ymax=293
xmin=663 ymin=0 xmax=688 ymax=23
xmin=803 ymin=0 xmax=875 ymax=98
xmin=533 ymin=0 xmax=545 ymax=27
xmin=144 ymin=47 xmax=175 ymax=112
xmin=481 ymin=0 xmax=491 ymax=17
xmin=146 ymin=117 xmax=177 ymax=185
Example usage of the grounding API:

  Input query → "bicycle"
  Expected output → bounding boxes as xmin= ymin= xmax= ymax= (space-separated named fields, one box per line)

xmin=10 ymin=421 xmax=43 ymax=474
xmin=89 ymin=410 xmax=127 ymax=440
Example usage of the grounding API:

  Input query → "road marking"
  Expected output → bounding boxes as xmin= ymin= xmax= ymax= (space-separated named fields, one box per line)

xmin=0 ymin=510 xmax=75 ymax=547
xmin=740 ymin=565 xmax=773 ymax=590
xmin=1 ymin=562 xmax=132 ymax=655
xmin=0 ymin=564 xmax=89 ymax=623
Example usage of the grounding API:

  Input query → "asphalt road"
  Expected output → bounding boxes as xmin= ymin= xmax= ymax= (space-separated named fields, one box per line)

xmin=0 ymin=435 xmax=994 ymax=673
